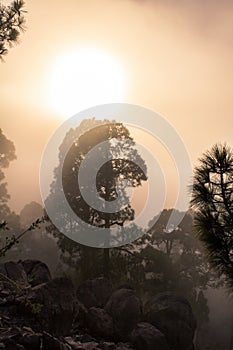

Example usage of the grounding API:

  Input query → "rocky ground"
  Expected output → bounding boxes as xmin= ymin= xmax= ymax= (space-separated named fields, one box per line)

xmin=0 ymin=260 xmax=197 ymax=350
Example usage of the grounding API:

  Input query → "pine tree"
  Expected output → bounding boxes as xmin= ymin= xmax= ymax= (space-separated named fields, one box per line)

xmin=191 ymin=143 xmax=233 ymax=290
xmin=0 ymin=0 xmax=26 ymax=58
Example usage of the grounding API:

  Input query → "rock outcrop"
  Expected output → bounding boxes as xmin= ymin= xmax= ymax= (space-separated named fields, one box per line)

xmin=105 ymin=288 xmax=142 ymax=341
xmin=144 ymin=292 xmax=197 ymax=350
xmin=21 ymin=260 xmax=51 ymax=287
xmin=86 ymin=307 xmax=114 ymax=340
xmin=77 ymin=277 xmax=113 ymax=309
xmin=130 ymin=322 xmax=170 ymax=350
xmin=19 ymin=277 xmax=76 ymax=335
xmin=0 ymin=260 xmax=197 ymax=350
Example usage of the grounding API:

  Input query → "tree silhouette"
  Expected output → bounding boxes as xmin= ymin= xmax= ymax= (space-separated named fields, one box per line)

xmin=0 ymin=128 xmax=17 ymax=223
xmin=62 ymin=122 xmax=146 ymax=230
xmin=0 ymin=0 xmax=26 ymax=58
xmin=191 ymin=143 xmax=233 ymax=290
xmin=118 ymin=209 xmax=213 ymax=344
xmin=46 ymin=118 xmax=147 ymax=279
xmin=148 ymin=209 xmax=195 ymax=257
xmin=146 ymin=209 xmax=212 ymax=303
xmin=20 ymin=201 xmax=43 ymax=227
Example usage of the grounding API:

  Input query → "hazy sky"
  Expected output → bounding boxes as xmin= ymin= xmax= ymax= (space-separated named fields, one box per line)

xmin=1 ymin=0 xmax=233 ymax=214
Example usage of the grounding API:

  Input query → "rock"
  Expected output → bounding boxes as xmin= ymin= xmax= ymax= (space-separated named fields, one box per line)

xmin=0 ymin=326 xmax=40 ymax=350
xmin=115 ymin=343 xmax=134 ymax=350
xmin=4 ymin=262 xmax=27 ymax=287
xmin=22 ymin=260 xmax=51 ymax=287
xmin=116 ymin=284 xmax=134 ymax=291
xmin=73 ymin=299 xmax=88 ymax=330
xmin=105 ymin=288 xmax=142 ymax=341
xmin=76 ymin=334 xmax=97 ymax=343
xmin=144 ymin=292 xmax=196 ymax=350
xmin=5 ymin=343 xmax=25 ymax=350
xmin=42 ymin=332 xmax=70 ymax=350
xmin=86 ymin=307 xmax=114 ymax=340
xmin=20 ymin=277 xmax=76 ymax=336
xmin=0 ymin=268 xmax=7 ymax=297
xmin=78 ymin=342 xmax=100 ymax=350
xmin=66 ymin=340 xmax=101 ymax=350
xmin=21 ymin=260 xmax=37 ymax=275
xmin=130 ymin=322 xmax=169 ymax=350
xmin=0 ymin=263 xmax=7 ymax=279
xmin=1 ymin=338 xmax=17 ymax=350
xmin=64 ymin=337 xmax=83 ymax=349
xmin=77 ymin=278 xmax=113 ymax=309
xmin=186 ymin=345 xmax=194 ymax=350
xmin=17 ymin=333 xmax=41 ymax=350
xmin=99 ymin=342 xmax=116 ymax=350
xmin=0 ymin=259 xmax=198 ymax=350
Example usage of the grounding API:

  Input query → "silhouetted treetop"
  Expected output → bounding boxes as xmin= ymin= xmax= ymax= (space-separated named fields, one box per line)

xmin=0 ymin=128 xmax=16 ymax=167
xmin=0 ymin=0 xmax=26 ymax=58
xmin=62 ymin=122 xmax=147 ymax=228
xmin=191 ymin=143 xmax=233 ymax=291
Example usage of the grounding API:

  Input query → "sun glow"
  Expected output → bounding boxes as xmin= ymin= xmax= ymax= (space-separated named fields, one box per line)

xmin=46 ymin=48 xmax=127 ymax=118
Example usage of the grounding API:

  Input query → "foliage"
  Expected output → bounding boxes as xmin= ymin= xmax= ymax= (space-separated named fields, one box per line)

xmin=20 ymin=201 xmax=44 ymax=227
xmin=147 ymin=209 xmax=212 ymax=288
xmin=0 ymin=217 xmax=46 ymax=258
xmin=191 ymin=143 xmax=233 ymax=290
xmin=0 ymin=129 xmax=21 ymax=252
xmin=0 ymin=221 xmax=8 ymax=230
xmin=61 ymin=120 xmax=146 ymax=228
xmin=0 ymin=128 xmax=17 ymax=220
xmin=46 ymin=118 xmax=147 ymax=279
xmin=0 ymin=130 xmax=20 ymax=257
xmin=110 ymin=209 xmax=213 ymax=325
xmin=0 ymin=130 xmax=58 ymax=269
xmin=0 ymin=0 xmax=26 ymax=58
xmin=0 ymin=271 xmax=43 ymax=315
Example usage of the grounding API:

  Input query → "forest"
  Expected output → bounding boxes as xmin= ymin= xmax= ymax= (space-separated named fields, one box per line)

xmin=1 ymin=1 xmax=233 ymax=350
xmin=0 ymin=119 xmax=232 ymax=350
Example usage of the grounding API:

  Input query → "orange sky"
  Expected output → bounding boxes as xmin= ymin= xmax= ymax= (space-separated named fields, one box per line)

xmin=1 ymin=0 xmax=233 ymax=214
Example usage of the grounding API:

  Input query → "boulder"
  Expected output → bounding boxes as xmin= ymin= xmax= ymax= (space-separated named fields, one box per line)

xmin=105 ymin=288 xmax=142 ymax=341
xmin=20 ymin=277 xmax=76 ymax=336
xmin=64 ymin=337 xmax=83 ymax=349
xmin=78 ymin=342 xmax=101 ymax=350
xmin=130 ymin=322 xmax=169 ymax=350
xmin=17 ymin=332 xmax=41 ymax=350
xmin=0 ymin=326 xmax=41 ymax=350
xmin=4 ymin=342 xmax=25 ymax=350
xmin=144 ymin=292 xmax=196 ymax=350
xmin=0 ymin=263 xmax=8 ymax=289
xmin=86 ymin=307 xmax=114 ymax=340
xmin=4 ymin=261 xmax=27 ymax=287
xmin=115 ymin=344 xmax=134 ymax=350
xmin=0 ymin=263 xmax=7 ymax=278
xmin=42 ymin=332 xmax=70 ymax=350
xmin=73 ymin=299 xmax=88 ymax=331
xmin=98 ymin=342 xmax=116 ymax=350
xmin=77 ymin=278 xmax=113 ymax=309
xmin=22 ymin=260 xmax=51 ymax=287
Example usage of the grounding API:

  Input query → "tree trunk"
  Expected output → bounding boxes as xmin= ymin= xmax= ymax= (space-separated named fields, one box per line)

xmin=103 ymin=215 xmax=110 ymax=278
xmin=103 ymin=248 xmax=110 ymax=278
xmin=229 ymin=318 xmax=233 ymax=350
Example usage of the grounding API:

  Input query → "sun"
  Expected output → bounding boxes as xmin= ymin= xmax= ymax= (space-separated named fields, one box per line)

xmin=46 ymin=48 xmax=127 ymax=118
